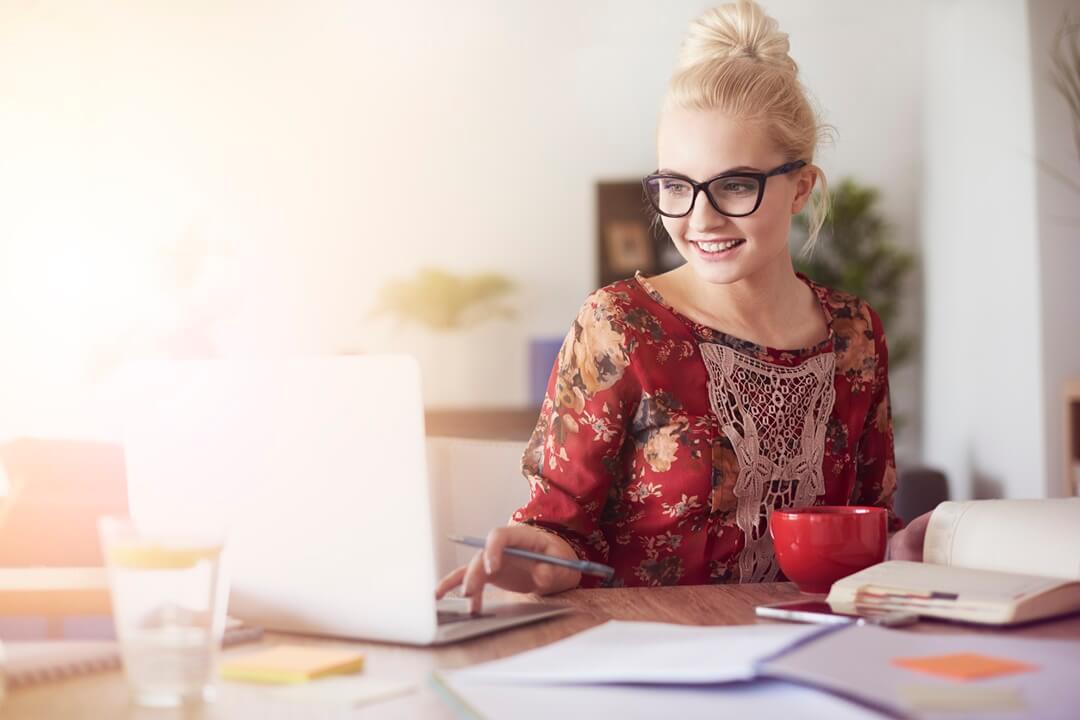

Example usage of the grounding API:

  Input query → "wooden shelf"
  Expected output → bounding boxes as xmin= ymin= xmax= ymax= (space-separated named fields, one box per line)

xmin=424 ymin=407 xmax=541 ymax=442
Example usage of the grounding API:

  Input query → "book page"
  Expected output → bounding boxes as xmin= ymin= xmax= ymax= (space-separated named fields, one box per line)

xmin=923 ymin=499 xmax=1080 ymax=579
xmin=830 ymin=561 xmax=1064 ymax=607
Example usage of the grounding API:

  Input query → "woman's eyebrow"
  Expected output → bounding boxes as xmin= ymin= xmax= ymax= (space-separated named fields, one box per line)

xmin=657 ymin=165 xmax=762 ymax=176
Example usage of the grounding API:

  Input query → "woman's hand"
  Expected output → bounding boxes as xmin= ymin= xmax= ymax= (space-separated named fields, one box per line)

xmin=887 ymin=510 xmax=933 ymax=562
xmin=434 ymin=524 xmax=582 ymax=614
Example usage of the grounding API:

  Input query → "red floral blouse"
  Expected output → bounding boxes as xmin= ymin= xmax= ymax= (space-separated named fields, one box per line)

xmin=512 ymin=272 xmax=900 ymax=588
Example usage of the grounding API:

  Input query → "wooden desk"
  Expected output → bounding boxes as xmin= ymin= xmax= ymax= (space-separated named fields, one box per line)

xmin=5 ymin=584 xmax=1079 ymax=719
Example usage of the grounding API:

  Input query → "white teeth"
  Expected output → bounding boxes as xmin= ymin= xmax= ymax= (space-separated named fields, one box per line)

xmin=697 ymin=239 xmax=742 ymax=252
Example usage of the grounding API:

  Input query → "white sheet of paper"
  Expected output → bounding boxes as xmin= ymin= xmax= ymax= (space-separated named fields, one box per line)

xmin=453 ymin=620 xmax=828 ymax=685
xmin=437 ymin=674 xmax=880 ymax=720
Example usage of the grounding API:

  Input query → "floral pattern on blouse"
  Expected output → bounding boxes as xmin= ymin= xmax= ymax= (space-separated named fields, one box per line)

xmin=513 ymin=273 xmax=900 ymax=588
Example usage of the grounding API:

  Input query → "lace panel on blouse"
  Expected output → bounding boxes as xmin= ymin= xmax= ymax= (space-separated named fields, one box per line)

xmin=700 ymin=344 xmax=836 ymax=583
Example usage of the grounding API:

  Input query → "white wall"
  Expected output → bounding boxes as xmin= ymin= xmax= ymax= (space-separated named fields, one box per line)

xmin=921 ymin=0 xmax=1069 ymax=500
xmin=922 ymin=0 xmax=1080 ymax=500
xmin=1030 ymin=0 xmax=1080 ymax=497
xmin=0 ymin=2 xmax=925 ymax=455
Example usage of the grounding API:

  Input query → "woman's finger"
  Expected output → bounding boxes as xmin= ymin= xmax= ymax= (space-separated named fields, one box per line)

xmin=460 ymin=552 xmax=490 ymax=614
xmin=484 ymin=526 xmax=512 ymax=575
xmin=434 ymin=565 xmax=468 ymax=599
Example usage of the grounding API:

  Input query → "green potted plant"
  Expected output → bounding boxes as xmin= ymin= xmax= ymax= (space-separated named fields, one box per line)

xmin=368 ymin=267 xmax=518 ymax=408
xmin=793 ymin=178 xmax=917 ymax=370
xmin=372 ymin=267 xmax=516 ymax=331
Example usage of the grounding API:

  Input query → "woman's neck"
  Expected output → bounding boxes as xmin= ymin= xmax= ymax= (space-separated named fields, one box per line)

xmin=664 ymin=258 xmax=824 ymax=349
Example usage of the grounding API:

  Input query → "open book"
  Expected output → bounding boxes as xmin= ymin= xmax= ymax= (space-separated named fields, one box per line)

xmin=827 ymin=498 xmax=1080 ymax=625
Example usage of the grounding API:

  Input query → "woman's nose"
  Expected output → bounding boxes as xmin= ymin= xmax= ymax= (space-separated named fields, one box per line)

xmin=687 ymin=190 xmax=727 ymax=232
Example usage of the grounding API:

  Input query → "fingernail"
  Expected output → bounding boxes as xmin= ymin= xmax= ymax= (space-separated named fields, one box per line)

xmin=483 ymin=554 xmax=493 ymax=574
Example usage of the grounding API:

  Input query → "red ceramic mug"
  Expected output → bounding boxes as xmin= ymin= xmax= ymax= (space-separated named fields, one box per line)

xmin=769 ymin=506 xmax=888 ymax=594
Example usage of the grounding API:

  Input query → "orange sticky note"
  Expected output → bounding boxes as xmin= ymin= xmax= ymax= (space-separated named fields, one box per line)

xmin=220 ymin=645 xmax=365 ymax=684
xmin=892 ymin=653 xmax=1038 ymax=681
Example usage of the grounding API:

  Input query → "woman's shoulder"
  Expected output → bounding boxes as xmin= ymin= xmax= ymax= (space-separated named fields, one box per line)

xmin=574 ymin=276 xmax=666 ymax=332
xmin=802 ymin=276 xmax=886 ymax=339
xmin=556 ymin=279 xmax=650 ymax=397
xmin=801 ymin=277 xmax=890 ymax=384
xmin=589 ymin=275 xmax=651 ymax=305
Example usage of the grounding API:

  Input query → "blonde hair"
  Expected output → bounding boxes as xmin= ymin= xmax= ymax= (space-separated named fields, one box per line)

xmin=664 ymin=0 xmax=831 ymax=253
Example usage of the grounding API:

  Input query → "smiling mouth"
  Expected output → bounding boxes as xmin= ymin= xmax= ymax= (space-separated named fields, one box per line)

xmin=692 ymin=238 xmax=746 ymax=254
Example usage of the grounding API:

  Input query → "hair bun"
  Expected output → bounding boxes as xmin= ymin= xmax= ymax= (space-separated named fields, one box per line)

xmin=678 ymin=0 xmax=797 ymax=75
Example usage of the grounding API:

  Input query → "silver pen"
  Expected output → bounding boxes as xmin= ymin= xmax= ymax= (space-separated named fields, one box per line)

xmin=447 ymin=535 xmax=615 ymax=580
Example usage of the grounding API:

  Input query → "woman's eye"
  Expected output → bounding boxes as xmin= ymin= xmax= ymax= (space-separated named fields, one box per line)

xmin=662 ymin=181 xmax=690 ymax=195
xmin=719 ymin=181 xmax=755 ymax=194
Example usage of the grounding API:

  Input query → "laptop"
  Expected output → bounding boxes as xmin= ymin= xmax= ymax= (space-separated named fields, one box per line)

xmin=121 ymin=355 xmax=569 ymax=645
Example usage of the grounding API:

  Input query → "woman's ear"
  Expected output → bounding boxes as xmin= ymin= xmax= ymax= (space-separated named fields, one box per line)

xmin=790 ymin=166 xmax=817 ymax=215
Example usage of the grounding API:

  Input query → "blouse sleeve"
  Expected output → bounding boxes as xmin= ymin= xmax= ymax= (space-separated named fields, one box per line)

xmin=852 ymin=306 xmax=903 ymax=532
xmin=511 ymin=288 xmax=639 ymax=576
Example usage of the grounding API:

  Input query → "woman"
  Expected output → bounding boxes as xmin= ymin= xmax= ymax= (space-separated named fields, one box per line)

xmin=438 ymin=0 xmax=928 ymax=613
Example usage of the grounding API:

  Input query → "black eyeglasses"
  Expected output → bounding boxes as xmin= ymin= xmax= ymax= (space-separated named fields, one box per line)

xmin=642 ymin=160 xmax=807 ymax=218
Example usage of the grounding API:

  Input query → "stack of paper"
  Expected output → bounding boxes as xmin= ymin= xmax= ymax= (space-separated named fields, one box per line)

xmin=437 ymin=675 xmax=879 ymax=720
xmin=446 ymin=621 xmax=827 ymax=685
xmin=436 ymin=622 xmax=874 ymax=720
xmin=435 ymin=620 xmax=1080 ymax=720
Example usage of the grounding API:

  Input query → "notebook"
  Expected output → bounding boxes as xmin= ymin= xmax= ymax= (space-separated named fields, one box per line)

xmin=827 ymin=499 xmax=1080 ymax=625
xmin=1 ymin=619 xmax=264 ymax=688
xmin=760 ymin=623 xmax=1080 ymax=720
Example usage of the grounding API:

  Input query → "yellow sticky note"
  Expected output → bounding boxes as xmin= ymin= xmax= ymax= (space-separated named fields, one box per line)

xmin=220 ymin=645 xmax=365 ymax=684
xmin=892 ymin=652 xmax=1037 ymax=681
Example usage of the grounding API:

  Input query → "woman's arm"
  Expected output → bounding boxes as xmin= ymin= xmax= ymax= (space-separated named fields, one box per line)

xmin=887 ymin=511 xmax=931 ymax=561
xmin=436 ymin=288 xmax=637 ymax=611
xmin=851 ymin=305 xmax=904 ymax=533
xmin=848 ymin=305 xmax=938 ymax=561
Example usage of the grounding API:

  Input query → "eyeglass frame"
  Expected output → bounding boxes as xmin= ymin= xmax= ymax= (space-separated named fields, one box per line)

xmin=642 ymin=160 xmax=808 ymax=219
